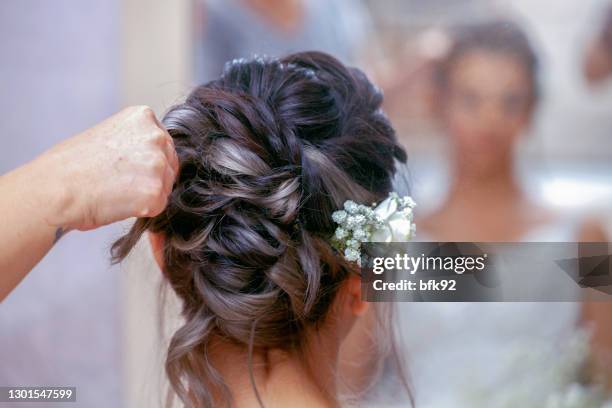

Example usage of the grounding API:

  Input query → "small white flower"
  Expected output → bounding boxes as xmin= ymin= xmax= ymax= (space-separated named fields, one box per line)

xmin=358 ymin=205 xmax=374 ymax=216
xmin=346 ymin=239 xmax=359 ymax=249
xmin=335 ymin=227 xmax=348 ymax=240
xmin=400 ymin=207 xmax=413 ymax=218
xmin=346 ymin=214 xmax=366 ymax=229
xmin=353 ymin=214 xmax=366 ymax=225
xmin=344 ymin=200 xmax=359 ymax=213
xmin=344 ymin=248 xmax=360 ymax=262
xmin=331 ymin=210 xmax=348 ymax=224
xmin=353 ymin=228 xmax=369 ymax=241
xmin=401 ymin=196 xmax=416 ymax=208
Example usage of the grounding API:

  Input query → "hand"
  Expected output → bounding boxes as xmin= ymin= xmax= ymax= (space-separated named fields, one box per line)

xmin=35 ymin=106 xmax=179 ymax=231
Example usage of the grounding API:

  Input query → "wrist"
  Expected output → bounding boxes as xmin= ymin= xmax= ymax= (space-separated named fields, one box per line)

xmin=24 ymin=151 xmax=77 ymax=229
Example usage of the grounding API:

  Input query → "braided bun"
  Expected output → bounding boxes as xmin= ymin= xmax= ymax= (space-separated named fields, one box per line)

xmin=112 ymin=51 xmax=406 ymax=407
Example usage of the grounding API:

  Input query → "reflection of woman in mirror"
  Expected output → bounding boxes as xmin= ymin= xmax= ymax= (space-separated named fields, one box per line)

xmin=416 ymin=19 xmax=612 ymax=398
xmin=112 ymin=51 xmax=410 ymax=407
xmin=420 ymin=20 xmax=606 ymax=243
xmin=342 ymin=21 xmax=612 ymax=406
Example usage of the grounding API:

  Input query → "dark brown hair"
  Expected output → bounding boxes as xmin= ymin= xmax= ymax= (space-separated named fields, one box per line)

xmin=112 ymin=51 xmax=407 ymax=407
xmin=438 ymin=20 xmax=540 ymax=104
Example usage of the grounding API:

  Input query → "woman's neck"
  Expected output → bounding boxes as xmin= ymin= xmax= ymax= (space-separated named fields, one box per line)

xmin=207 ymin=337 xmax=339 ymax=407
xmin=446 ymin=158 xmax=524 ymax=210
xmin=418 ymin=156 xmax=555 ymax=241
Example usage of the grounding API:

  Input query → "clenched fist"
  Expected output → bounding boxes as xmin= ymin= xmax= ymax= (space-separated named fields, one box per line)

xmin=37 ymin=105 xmax=179 ymax=230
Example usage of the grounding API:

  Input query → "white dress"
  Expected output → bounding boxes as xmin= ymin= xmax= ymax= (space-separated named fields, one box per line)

xmin=367 ymin=218 xmax=595 ymax=408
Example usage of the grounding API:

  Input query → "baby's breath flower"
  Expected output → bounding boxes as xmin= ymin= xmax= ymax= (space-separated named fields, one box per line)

xmin=335 ymin=227 xmax=348 ymax=240
xmin=353 ymin=214 xmax=366 ymax=224
xmin=346 ymin=239 xmax=359 ymax=249
xmin=344 ymin=200 xmax=359 ymax=214
xmin=331 ymin=210 xmax=347 ymax=224
xmin=346 ymin=214 xmax=367 ymax=229
xmin=353 ymin=228 xmax=369 ymax=241
xmin=344 ymin=248 xmax=360 ymax=262
xmin=345 ymin=216 xmax=357 ymax=229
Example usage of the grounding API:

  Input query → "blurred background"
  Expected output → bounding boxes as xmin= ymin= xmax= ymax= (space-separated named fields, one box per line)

xmin=1 ymin=0 xmax=611 ymax=407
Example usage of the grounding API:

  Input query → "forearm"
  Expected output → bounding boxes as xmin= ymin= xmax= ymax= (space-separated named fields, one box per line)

xmin=0 ymin=106 xmax=178 ymax=301
xmin=0 ymin=157 xmax=67 ymax=301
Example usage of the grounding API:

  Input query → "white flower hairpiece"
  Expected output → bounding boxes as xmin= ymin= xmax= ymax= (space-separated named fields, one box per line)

xmin=330 ymin=192 xmax=416 ymax=265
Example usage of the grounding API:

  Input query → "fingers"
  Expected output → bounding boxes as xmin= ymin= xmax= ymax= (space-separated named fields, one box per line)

xmin=62 ymin=105 xmax=184 ymax=230
xmin=132 ymin=108 xmax=178 ymax=219
xmin=162 ymin=159 xmax=176 ymax=200
xmin=147 ymin=109 xmax=179 ymax=179
xmin=162 ymin=134 xmax=179 ymax=177
xmin=140 ymin=147 xmax=177 ymax=219
xmin=153 ymin=122 xmax=179 ymax=197
xmin=148 ymin=107 xmax=164 ymax=130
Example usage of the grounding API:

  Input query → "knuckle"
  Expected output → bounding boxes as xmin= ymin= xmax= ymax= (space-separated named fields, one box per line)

xmin=143 ymin=180 xmax=165 ymax=199
xmin=150 ymin=128 xmax=167 ymax=143
xmin=157 ymin=192 xmax=170 ymax=208
xmin=140 ymin=105 xmax=155 ymax=116
xmin=132 ymin=105 xmax=156 ymax=121
xmin=148 ymin=200 xmax=167 ymax=217
xmin=149 ymin=152 xmax=167 ymax=171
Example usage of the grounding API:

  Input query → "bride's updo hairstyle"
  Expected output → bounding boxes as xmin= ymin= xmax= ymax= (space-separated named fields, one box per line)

xmin=112 ymin=51 xmax=407 ymax=407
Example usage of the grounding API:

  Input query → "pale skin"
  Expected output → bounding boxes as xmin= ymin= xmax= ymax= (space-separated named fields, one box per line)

xmin=0 ymin=105 xmax=179 ymax=301
xmin=148 ymin=232 xmax=369 ymax=408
